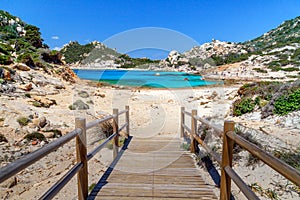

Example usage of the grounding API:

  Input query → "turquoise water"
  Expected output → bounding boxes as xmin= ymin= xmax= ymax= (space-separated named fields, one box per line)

xmin=73 ymin=69 xmax=218 ymax=88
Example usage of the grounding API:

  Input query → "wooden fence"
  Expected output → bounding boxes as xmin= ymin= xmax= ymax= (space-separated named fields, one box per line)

xmin=181 ymin=107 xmax=300 ymax=200
xmin=0 ymin=106 xmax=130 ymax=200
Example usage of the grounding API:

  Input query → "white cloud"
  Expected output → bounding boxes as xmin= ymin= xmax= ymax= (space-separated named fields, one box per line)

xmin=53 ymin=47 xmax=61 ymax=51
xmin=51 ymin=36 xmax=59 ymax=40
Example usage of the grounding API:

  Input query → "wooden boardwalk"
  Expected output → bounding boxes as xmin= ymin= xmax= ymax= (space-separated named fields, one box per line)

xmin=88 ymin=136 xmax=217 ymax=200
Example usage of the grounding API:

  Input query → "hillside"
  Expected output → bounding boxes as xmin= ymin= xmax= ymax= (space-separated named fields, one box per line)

xmin=60 ymin=40 xmax=160 ymax=68
xmin=56 ymin=15 xmax=300 ymax=74
xmin=0 ymin=10 xmax=76 ymax=84
xmin=163 ymin=16 xmax=300 ymax=76
xmin=60 ymin=41 xmax=120 ymax=67
xmin=0 ymin=10 xmax=65 ymax=69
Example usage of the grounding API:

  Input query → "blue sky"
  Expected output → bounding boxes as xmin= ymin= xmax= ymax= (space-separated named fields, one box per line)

xmin=1 ymin=0 xmax=300 ymax=59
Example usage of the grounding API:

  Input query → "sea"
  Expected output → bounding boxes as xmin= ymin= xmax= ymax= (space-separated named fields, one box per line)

xmin=73 ymin=69 xmax=218 ymax=88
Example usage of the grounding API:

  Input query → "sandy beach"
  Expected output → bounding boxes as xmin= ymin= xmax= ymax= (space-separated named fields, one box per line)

xmin=0 ymin=76 xmax=299 ymax=199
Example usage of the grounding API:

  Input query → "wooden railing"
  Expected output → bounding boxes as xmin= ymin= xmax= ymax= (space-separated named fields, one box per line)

xmin=0 ymin=106 xmax=130 ymax=200
xmin=181 ymin=107 xmax=300 ymax=200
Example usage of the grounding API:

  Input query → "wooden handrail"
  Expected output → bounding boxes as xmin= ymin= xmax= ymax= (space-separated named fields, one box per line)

xmin=87 ymin=132 xmax=117 ymax=161
xmin=0 ymin=128 xmax=82 ymax=183
xmin=220 ymin=121 xmax=235 ymax=200
xmin=224 ymin=166 xmax=259 ymax=200
xmin=194 ymin=115 xmax=223 ymax=138
xmin=182 ymin=110 xmax=192 ymax=117
xmin=86 ymin=115 xmax=114 ymax=130
xmin=181 ymin=107 xmax=300 ymax=200
xmin=192 ymin=133 xmax=222 ymax=164
xmin=39 ymin=162 xmax=83 ymax=200
xmin=181 ymin=123 xmax=192 ymax=135
xmin=0 ymin=106 xmax=130 ymax=200
xmin=226 ymin=131 xmax=300 ymax=186
xmin=181 ymin=107 xmax=222 ymax=164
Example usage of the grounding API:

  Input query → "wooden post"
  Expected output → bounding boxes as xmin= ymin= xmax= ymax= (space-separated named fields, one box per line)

xmin=113 ymin=109 xmax=119 ymax=159
xmin=180 ymin=107 xmax=185 ymax=138
xmin=125 ymin=105 xmax=130 ymax=136
xmin=190 ymin=109 xmax=198 ymax=153
xmin=75 ymin=118 xmax=88 ymax=200
xmin=220 ymin=120 xmax=235 ymax=200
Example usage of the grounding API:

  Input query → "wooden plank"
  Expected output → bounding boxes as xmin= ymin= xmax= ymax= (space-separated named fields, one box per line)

xmin=88 ymin=136 xmax=217 ymax=199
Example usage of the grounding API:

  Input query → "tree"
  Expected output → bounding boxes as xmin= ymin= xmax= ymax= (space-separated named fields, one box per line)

xmin=24 ymin=24 xmax=43 ymax=48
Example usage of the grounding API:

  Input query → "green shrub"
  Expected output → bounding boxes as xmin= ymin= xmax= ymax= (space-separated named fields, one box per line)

xmin=86 ymin=100 xmax=94 ymax=104
xmin=211 ymin=53 xmax=250 ymax=66
xmin=274 ymin=89 xmax=300 ymax=115
xmin=253 ymin=68 xmax=268 ymax=73
xmin=101 ymin=121 xmax=113 ymax=138
xmin=24 ymin=24 xmax=43 ymax=48
xmin=0 ymin=54 xmax=13 ymax=65
xmin=24 ymin=132 xmax=46 ymax=141
xmin=60 ymin=41 xmax=94 ymax=64
xmin=233 ymin=98 xmax=256 ymax=116
xmin=25 ymin=93 xmax=31 ymax=98
xmin=273 ymin=148 xmax=300 ymax=171
xmin=181 ymin=143 xmax=190 ymax=151
xmin=88 ymin=183 xmax=96 ymax=192
xmin=32 ymin=101 xmax=42 ymax=107
xmin=292 ymin=48 xmax=300 ymax=60
xmin=0 ymin=43 xmax=14 ymax=55
xmin=279 ymin=59 xmax=291 ymax=66
xmin=43 ymin=129 xmax=62 ymax=138
xmin=190 ymin=66 xmax=196 ymax=70
xmin=117 ymin=54 xmax=160 ymax=68
xmin=281 ymin=67 xmax=299 ymax=72
xmin=68 ymin=105 xmax=75 ymax=110
xmin=17 ymin=117 xmax=29 ymax=126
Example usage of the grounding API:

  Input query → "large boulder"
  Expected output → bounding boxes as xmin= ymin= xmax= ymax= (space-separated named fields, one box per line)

xmin=31 ymin=72 xmax=65 ymax=89
xmin=69 ymin=100 xmax=89 ymax=110
xmin=18 ymin=83 xmax=32 ymax=91
xmin=162 ymin=50 xmax=190 ymax=69
xmin=0 ymin=83 xmax=16 ymax=93
xmin=33 ymin=96 xmax=57 ymax=108
xmin=13 ymin=63 xmax=31 ymax=71
xmin=0 ymin=68 xmax=11 ymax=81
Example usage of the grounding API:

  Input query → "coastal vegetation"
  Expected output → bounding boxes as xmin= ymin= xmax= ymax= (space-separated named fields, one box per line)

xmin=24 ymin=131 xmax=46 ymax=141
xmin=17 ymin=116 xmax=29 ymax=126
xmin=60 ymin=41 xmax=160 ymax=68
xmin=233 ymin=81 xmax=300 ymax=117
xmin=0 ymin=10 xmax=62 ymax=69
xmin=115 ymin=54 xmax=160 ymax=68
xmin=60 ymin=41 xmax=95 ymax=64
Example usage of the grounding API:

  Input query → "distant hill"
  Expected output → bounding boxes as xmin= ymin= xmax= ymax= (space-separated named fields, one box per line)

xmin=2 ymin=9 xmax=299 ymax=73
xmin=60 ymin=41 xmax=120 ymax=65
xmin=179 ymin=16 xmax=300 ymax=72
xmin=60 ymin=40 xmax=159 ymax=68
